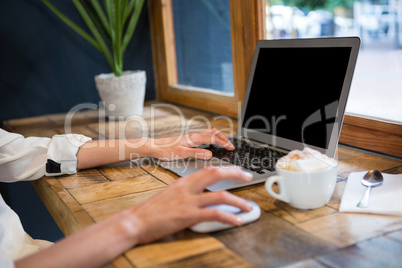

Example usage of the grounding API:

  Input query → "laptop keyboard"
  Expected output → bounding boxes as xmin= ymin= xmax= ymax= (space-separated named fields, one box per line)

xmin=200 ymin=137 xmax=287 ymax=174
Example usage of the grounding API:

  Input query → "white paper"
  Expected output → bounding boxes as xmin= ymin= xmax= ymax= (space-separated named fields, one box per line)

xmin=339 ymin=172 xmax=402 ymax=216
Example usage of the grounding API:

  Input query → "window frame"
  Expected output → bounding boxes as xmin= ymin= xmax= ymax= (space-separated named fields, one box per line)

xmin=147 ymin=0 xmax=401 ymax=158
xmin=148 ymin=0 xmax=263 ymax=118
xmin=339 ymin=115 xmax=402 ymax=158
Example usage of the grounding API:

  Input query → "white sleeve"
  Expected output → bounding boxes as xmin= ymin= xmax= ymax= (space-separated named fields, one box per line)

xmin=0 ymin=129 xmax=91 ymax=182
xmin=45 ymin=134 xmax=92 ymax=176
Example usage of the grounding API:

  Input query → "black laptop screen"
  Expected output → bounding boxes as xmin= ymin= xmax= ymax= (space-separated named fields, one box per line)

xmin=242 ymin=47 xmax=352 ymax=149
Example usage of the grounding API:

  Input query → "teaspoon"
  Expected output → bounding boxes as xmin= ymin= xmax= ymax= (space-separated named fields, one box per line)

xmin=357 ymin=170 xmax=384 ymax=208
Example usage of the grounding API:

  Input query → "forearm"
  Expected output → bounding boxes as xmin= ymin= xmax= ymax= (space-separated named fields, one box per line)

xmin=76 ymin=138 xmax=160 ymax=170
xmin=75 ymin=129 xmax=235 ymax=170
xmin=15 ymin=167 xmax=252 ymax=268
xmin=15 ymin=209 xmax=141 ymax=268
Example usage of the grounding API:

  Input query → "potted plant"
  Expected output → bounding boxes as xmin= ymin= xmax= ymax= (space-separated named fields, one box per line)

xmin=42 ymin=0 xmax=146 ymax=118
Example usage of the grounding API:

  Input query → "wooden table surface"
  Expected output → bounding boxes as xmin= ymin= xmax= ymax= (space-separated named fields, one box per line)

xmin=3 ymin=102 xmax=402 ymax=268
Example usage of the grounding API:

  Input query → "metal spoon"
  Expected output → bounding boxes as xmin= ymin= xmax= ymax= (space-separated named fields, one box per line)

xmin=357 ymin=170 xmax=384 ymax=208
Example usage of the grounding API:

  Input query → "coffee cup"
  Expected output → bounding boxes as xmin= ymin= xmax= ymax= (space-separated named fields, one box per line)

xmin=265 ymin=148 xmax=337 ymax=209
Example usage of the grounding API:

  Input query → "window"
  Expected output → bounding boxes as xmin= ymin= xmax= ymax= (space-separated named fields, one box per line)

xmin=264 ymin=0 xmax=402 ymax=156
xmin=148 ymin=0 xmax=401 ymax=157
xmin=148 ymin=0 xmax=263 ymax=118
xmin=172 ymin=0 xmax=234 ymax=94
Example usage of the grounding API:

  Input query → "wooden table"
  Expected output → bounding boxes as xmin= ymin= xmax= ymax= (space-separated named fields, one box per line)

xmin=3 ymin=102 xmax=402 ymax=268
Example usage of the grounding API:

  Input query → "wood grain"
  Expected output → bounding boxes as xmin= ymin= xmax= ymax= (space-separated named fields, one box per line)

xmin=214 ymin=212 xmax=336 ymax=268
xmin=343 ymin=114 xmax=402 ymax=136
xmin=97 ymin=162 xmax=148 ymax=181
xmin=317 ymin=231 xmax=402 ymax=268
xmin=82 ymin=189 xmax=162 ymax=222
xmin=296 ymin=213 xmax=402 ymax=248
xmin=139 ymin=163 xmax=178 ymax=185
xmin=57 ymin=169 xmax=109 ymax=189
xmin=30 ymin=178 xmax=84 ymax=237
xmin=340 ymin=116 xmax=402 ymax=158
xmin=337 ymin=152 xmax=402 ymax=177
xmin=125 ymin=237 xmax=224 ymax=267
xmin=68 ymin=175 xmax=166 ymax=204
xmin=148 ymin=248 xmax=253 ymax=268
xmin=2 ymin=102 xmax=401 ymax=268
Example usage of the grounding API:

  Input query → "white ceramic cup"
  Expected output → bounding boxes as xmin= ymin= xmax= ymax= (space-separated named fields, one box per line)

xmin=265 ymin=165 xmax=337 ymax=209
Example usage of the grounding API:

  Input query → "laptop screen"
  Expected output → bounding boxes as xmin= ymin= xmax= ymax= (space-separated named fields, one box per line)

xmin=241 ymin=45 xmax=353 ymax=152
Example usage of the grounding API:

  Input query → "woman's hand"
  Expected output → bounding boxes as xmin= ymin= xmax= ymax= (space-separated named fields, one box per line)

xmin=150 ymin=128 xmax=235 ymax=161
xmin=15 ymin=167 xmax=252 ymax=268
xmin=76 ymin=128 xmax=234 ymax=169
xmin=129 ymin=166 xmax=253 ymax=244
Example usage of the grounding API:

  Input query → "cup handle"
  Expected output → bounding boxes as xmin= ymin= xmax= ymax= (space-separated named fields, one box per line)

xmin=265 ymin=175 xmax=290 ymax=203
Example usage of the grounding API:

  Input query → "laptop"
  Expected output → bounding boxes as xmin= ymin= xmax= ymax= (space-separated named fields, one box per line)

xmin=159 ymin=37 xmax=361 ymax=191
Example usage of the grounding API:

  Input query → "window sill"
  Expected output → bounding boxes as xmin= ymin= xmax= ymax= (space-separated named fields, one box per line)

xmin=339 ymin=114 xmax=402 ymax=158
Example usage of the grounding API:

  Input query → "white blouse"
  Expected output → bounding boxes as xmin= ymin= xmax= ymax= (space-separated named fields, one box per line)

xmin=0 ymin=129 xmax=91 ymax=267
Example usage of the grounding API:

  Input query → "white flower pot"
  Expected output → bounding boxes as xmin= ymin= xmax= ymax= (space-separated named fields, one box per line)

xmin=95 ymin=70 xmax=146 ymax=118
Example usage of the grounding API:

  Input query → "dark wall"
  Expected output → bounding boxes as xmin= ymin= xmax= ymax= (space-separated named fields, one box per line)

xmin=0 ymin=0 xmax=155 ymax=124
xmin=0 ymin=0 xmax=155 ymax=242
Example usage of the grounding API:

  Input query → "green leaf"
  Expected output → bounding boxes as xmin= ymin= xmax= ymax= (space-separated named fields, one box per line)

xmin=124 ymin=0 xmax=136 ymax=22
xmin=42 ymin=0 xmax=101 ymax=51
xmin=121 ymin=0 xmax=128 ymax=24
xmin=82 ymin=1 xmax=110 ymax=45
xmin=114 ymin=0 xmax=123 ymax=74
xmin=89 ymin=0 xmax=111 ymax=41
xmin=104 ymin=0 xmax=122 ymax=76
xmin=121 ymin=0 xmax=145 ymax=54
xmin=72 ymin=0 xmax=116 ymax=75
xmin=104 ymin=0 xmax=116 ymax=50
xmin=42 ymin=0 xmax=143 ymax=77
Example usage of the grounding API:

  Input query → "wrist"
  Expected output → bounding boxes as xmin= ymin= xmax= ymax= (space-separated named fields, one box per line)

xmin=124 ymin=138 xmax=155 ymax=160
xmin=111 ymin=209 xmax=142 ymax=250
xmin=141 ymin=138 xmax=165 ymax=159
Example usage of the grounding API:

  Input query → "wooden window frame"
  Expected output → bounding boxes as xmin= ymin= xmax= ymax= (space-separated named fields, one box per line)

xmin=339 ymin=115 xmax=402 ymax=158
xmin=148 ymin=0 xmax=401 ymax=158
xmin=148 ymin=0 xmax=263 ymax=118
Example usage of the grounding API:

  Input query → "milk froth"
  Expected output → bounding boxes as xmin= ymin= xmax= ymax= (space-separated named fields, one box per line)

xmin=277 ymin=147 xmax=337 ymax=172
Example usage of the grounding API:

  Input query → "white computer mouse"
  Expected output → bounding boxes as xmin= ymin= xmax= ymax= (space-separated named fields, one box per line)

xmin=190 ymin=200 xmax=261 ymax=233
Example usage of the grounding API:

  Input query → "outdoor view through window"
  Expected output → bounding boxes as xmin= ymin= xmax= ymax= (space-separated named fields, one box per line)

xmin=171 ymin=0 xmax=401 ymax=123
xmin=172 ymin=0 xmax=234 ymax=94
xmin=266 ymin=0 xmax=402 ymax=123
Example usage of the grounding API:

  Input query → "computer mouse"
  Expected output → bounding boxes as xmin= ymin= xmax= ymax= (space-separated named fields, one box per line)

xmin=190 ymin=200 xmax=261 ymax=233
